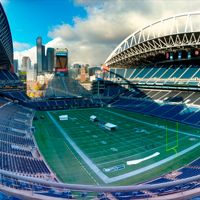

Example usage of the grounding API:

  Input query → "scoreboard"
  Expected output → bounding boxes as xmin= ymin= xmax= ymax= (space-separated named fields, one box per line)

xmin=55 ymin=48 xmax=68 ymax=76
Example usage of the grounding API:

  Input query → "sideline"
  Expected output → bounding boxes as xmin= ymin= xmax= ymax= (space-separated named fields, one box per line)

xmin=47 ymin=110 xmax=200 ymax=183
xmin=47 ymin=111 xmax=109 ymax=183
xmin=103 ymin=108 xmax=200 ymax=138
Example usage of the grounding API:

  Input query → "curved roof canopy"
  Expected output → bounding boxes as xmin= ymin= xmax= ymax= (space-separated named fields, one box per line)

xmin=0 ymin=3 xmax=13 ymax=68
xmin=105 ymin=12 xmax=200 ymax=66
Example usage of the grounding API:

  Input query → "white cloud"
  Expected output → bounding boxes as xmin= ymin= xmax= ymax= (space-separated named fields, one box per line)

xmin=13 ymin=41 xmax=31 ymax=51
xmin=14 ymin=46 xmax=36 ymax=67
xmin=14 ymin=0 xmax=200 ymax=66
xmin=0 ymin=0 xmax=9 ymax=5
xmin=14 ymin=38 xmax=63 ymax=66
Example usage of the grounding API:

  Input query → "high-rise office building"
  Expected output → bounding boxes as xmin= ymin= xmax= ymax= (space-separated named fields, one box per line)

xmin=47 ymin=47 xmax=55 ymax=72
xmin=42 ymin=45 xmax=47 ymax=72
xmin=21 ymin=56 xmax=31 ymax=71
xmin=13 ymin=59 xmax=18 ymax=73
xmin=36 ymin=36 xmax=44 ymax=73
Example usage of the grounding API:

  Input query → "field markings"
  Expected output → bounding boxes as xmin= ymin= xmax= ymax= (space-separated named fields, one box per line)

xmin=47 ymin=111 xmax=110 ymax=183
xmin=78 ymin=108 xmax=197 ymax=162
xmin=47 ymin=110 xmax=200 ymax=184
xmin=103 ymin=108 xmax=200 ymax=138
xmin=91 ymin=130 xmax=188 ymax=163
xmin=64 ymin=142 xmax=99 ymax=185
xmin=105 ymin=142 xmax=200 ymax=183
xmin=96 ymin=135 xmax=189 ymax=167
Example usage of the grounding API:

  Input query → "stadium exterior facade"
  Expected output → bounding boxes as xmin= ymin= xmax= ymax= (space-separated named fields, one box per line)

xmin=0 ymin=3 xmax=13 ymax=68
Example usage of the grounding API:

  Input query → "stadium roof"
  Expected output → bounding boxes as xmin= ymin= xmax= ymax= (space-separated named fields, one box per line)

xmin=105 ymin=12 xmax=200 ymax=67
xmin=0 ymin=3 xmax=13 ymax=68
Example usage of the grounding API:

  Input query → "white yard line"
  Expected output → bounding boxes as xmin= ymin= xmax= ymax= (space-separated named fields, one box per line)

xmin=102 ymin=108 xmax=200 ymax=138
xmin=64 ymin=142 xmax=99 ymax=185
xmin=96 ymin=135 xmax=189 ymax=167
xmin=47 ymin=112 xmax=109 ymax=183
xmin=47 ymin=110 xmax=200 ymax=184
xmin=106 ymin=142 xmax=200 ymax=183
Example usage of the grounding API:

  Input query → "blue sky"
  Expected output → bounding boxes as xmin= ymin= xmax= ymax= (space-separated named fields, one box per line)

xmin=3 ymin=0 xmax=87 ymax=47
xmin=2 ymin=0 xmax=200 ymax=65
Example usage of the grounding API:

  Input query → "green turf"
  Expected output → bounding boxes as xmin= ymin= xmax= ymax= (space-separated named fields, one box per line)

xmin=34 ymin=107 xmax=200 ymax=185
xmin=34 ymin=112 xmax=98 ymax=184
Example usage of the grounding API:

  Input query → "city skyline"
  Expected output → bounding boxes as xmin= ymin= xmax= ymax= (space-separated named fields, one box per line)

xmin=2 ymin=0 xmax=200 ymax=65
xmin=15 ymin=36 xmax=65 ymax=76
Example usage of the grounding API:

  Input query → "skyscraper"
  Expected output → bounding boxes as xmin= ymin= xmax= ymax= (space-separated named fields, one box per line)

xmin=21 ymin=56 xmax=31 ymax=71
xmin=36 ymin=36 xmax=42 ymax=73
xmin=47 ymin=47 xmax=55 ymax=72
xmin=36 ymin=36 xmax=44 ymax=73
xmin=42 ymin=45 xmax=47 ymax=72
xmin=13 ymin=59 xmax=18 ymax=73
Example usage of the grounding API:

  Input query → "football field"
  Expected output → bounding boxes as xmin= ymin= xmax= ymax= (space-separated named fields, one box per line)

xmin=34 ymin=107 xmax=200 ymax=185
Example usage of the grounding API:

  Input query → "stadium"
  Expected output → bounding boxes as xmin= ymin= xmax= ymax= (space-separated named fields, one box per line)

xmin=0 ymin=2 xmax=199 ymax=200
